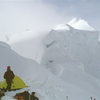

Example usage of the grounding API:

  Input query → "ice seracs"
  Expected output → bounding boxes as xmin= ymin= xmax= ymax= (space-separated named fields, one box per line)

xmin=68 ymin=17 xmax=95 ymax=31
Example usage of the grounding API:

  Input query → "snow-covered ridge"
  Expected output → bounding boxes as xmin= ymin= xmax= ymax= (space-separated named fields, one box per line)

xmin=53 ymin=18 xmax=95 ymax=31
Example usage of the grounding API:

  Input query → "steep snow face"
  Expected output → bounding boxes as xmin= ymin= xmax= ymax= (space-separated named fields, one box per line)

xmin=68 ymin=18 xmax=95 ymax=31
xmin=41 ymin=28 xmax=100 ymax=94
xmin=42 ymin=29 xmax=100 ymax=79
xmin=0 ymin=42 xmax=50 ymax=83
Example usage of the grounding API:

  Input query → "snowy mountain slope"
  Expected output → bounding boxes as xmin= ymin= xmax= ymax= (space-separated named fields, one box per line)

xmin=0 ymin=42 xmax=100 ymax=100
xmin=0 ymin=41 xmax=50 ymax=83
xmin=42 ymin=28 xmax=100 ymax=79
xmin=41 ymin=24 xmax=100 ymax=99
xmin=2 ymin=75 xmax=100 ymax=100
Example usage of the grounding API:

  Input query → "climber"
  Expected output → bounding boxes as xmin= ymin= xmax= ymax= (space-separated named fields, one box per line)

xmin=30 ymin=92 xmax=39 ymax=100
xmin=4 ymin=66 xmax=15 ymax=91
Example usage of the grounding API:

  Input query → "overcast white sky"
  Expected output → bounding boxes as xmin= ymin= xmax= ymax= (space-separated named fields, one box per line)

xmin=43 ymin=0 xmax=100 ymax=30
xmin=0 ymin=0 xmax=99 ymax=43
xmin=0 ymin=0 xmax=70 ymax=38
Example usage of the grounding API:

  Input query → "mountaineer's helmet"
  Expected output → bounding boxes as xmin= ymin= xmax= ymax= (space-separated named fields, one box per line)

xmin=7 ymin=66 xmax=11 ymax=70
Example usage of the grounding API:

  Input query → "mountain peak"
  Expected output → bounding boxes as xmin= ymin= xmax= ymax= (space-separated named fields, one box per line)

xmin=52 ymin=18 xmax=95 ymax=31
xmin=68 ymin=17 xmax=95 ymax=31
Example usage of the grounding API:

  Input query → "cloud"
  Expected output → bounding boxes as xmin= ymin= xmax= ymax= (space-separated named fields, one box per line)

xmin=0 ymin=0 xmax=71 ymax=43
xmin=0 ymin=0 xmax=99 ymax=44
